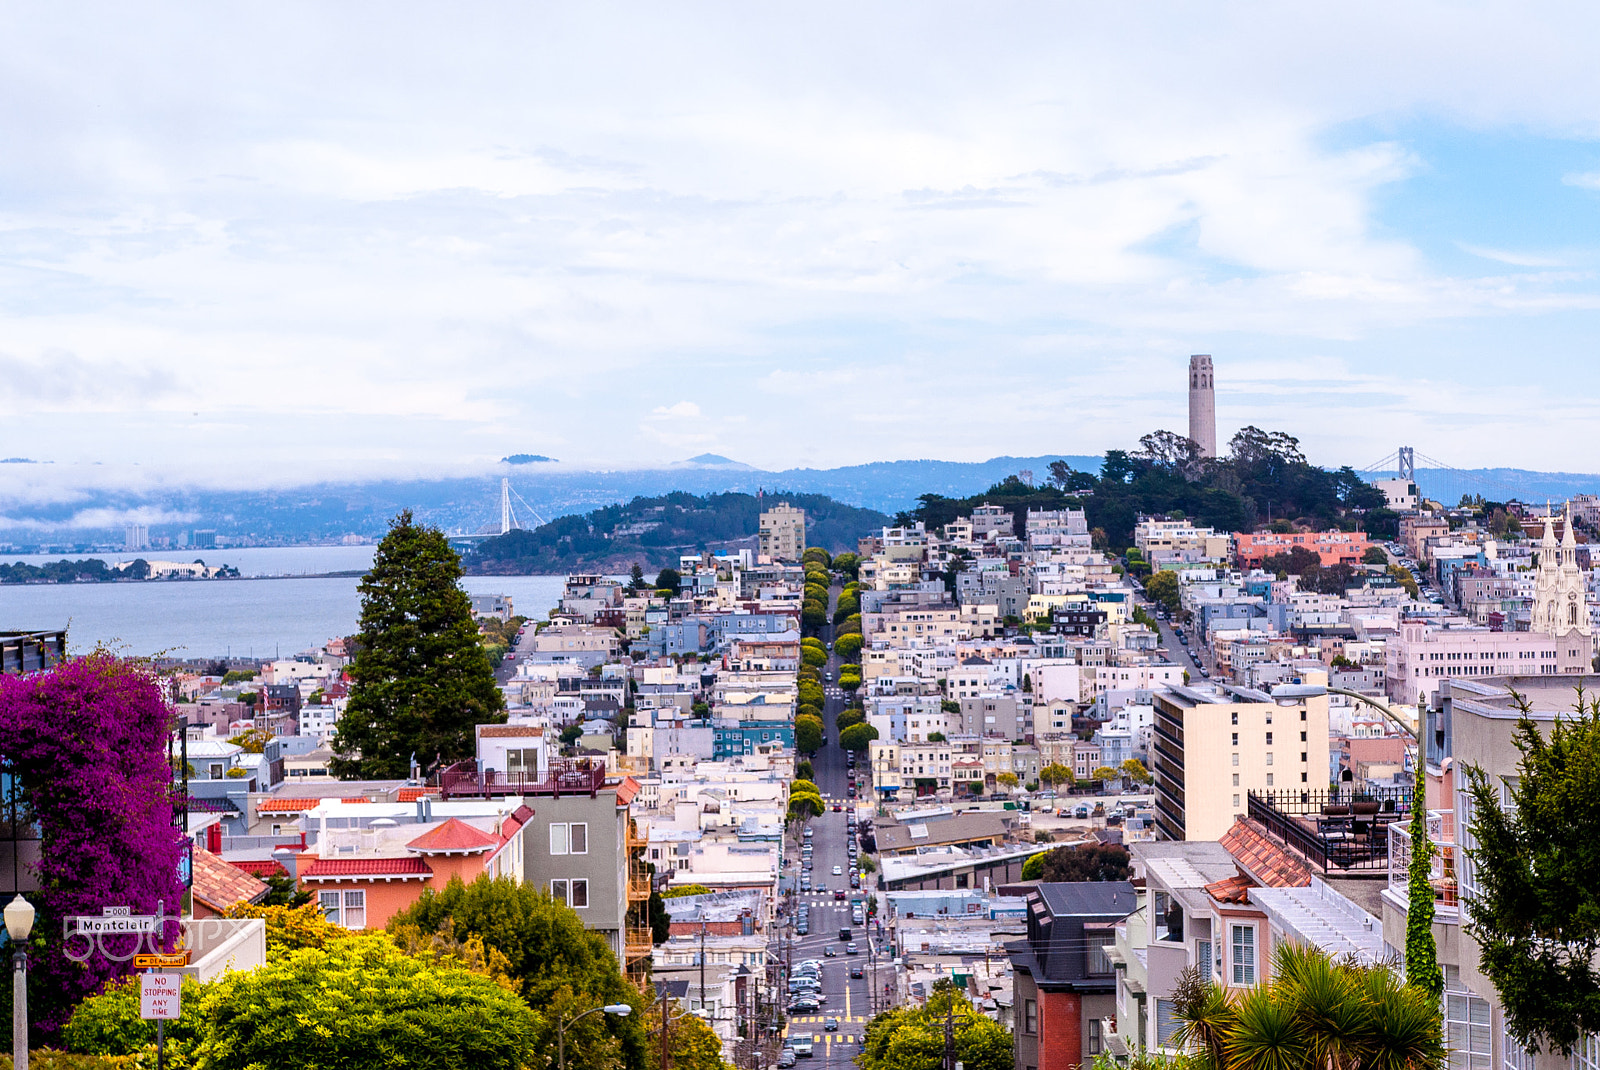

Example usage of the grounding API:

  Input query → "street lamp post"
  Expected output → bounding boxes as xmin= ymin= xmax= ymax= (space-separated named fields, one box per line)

xmin=6 ymin=894 xmax=34 ymax=1070
xmin=1269 ymin=684 xmax=1419 ymax=742
xmin=557 ymin=1003 xmax=632 ymax=1070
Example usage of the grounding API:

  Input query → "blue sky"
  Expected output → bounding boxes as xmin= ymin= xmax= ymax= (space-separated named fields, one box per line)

xmin=4 ymin=3 xmax=1600 ymax=511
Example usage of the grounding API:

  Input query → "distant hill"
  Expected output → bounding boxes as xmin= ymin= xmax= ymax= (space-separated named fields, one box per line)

xmin=461 ymin=491 xmax=890 ymax=575
xmin=4 ymin=451 xmax=1599 ymax=548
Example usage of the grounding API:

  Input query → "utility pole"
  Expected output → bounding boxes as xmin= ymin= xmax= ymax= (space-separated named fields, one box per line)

xmin=659 ymin=984 xmax=673 ymax=1070
xmin=700 ymin=921 xmax=708 ymax=1029
xmin=944 ymin=998 xmax=955 ymax=1070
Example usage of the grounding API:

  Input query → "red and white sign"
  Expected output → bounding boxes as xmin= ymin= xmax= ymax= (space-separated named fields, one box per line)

xmin=139 ymin=972 xmax=182 ymax=1020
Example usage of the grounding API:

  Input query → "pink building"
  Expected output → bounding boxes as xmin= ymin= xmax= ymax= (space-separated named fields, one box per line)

xmin=1385 ymin=620 xmax=1590 ymax=705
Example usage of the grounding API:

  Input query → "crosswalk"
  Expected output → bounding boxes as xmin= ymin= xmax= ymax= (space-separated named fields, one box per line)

xmin=788 ymin=1015 xmax=868 ymax=1025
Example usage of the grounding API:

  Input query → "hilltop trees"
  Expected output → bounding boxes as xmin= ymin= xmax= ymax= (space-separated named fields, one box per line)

xmin=901 ymin=427 xmax=1393 ymax=549
xmin=860 ymin=980 xmax=1012 ymax=1070
xmin=331 ymin=511 xmax=506 ymax=779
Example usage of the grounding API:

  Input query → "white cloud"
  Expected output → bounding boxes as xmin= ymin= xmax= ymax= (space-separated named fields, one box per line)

xmin=3 ymin=4 xmax=1600 ymax=483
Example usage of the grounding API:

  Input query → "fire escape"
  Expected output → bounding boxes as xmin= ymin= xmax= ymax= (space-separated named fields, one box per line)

xmin=624 ymin=815 xmax=654 ymax=978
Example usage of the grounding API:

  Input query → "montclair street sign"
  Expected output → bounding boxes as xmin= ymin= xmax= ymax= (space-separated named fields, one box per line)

xmin=63 ymin=904 xmax=174 ymax=962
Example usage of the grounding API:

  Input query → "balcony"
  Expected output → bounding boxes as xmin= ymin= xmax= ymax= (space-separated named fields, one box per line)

xmin=1386 ymin=811 xmax=1458 ymax=916
xmin=1247 ymin=787 xmax=1412 ymax=874
xmin=437 ymin=757 xmax=607 ymax=800
xmin=628 ymin=869 xmax=653 ymax=903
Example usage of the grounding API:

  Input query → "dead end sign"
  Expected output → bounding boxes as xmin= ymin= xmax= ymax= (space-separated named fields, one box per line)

xmin=139 ymin=972 xmax=182 ymax=1020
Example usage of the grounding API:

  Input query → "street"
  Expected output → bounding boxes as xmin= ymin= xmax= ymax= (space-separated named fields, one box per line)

xmin=775 ymin=577 xmax=885 ymax=1066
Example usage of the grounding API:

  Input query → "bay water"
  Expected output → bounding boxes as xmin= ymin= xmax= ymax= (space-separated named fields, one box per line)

xmin=0 ymin=547 xmax=567 ymax=660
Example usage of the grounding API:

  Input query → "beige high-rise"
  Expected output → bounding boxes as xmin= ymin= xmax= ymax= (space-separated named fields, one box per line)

xmin=759 ymin=501 xmax=806 ymax=562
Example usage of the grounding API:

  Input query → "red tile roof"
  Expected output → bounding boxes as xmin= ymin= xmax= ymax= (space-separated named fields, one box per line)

xmin=301 ymin=857 xmax=433 ymax=880
xmin=397 ymin=787 xmax=436 ymax=803
xmin=614 ymin=776 xmax=641 ymax=805
xmin=191 ymin=848 xmax=270 ymax=913
xmin=406 ymin=818 xmax=499 ymax=855
xmin=232 ymin=859 xmax=287 ymax=879
xmin=257 ymin=798 xmax=322 ymax=814
xmin=1206 ymin=874 xmax=1254 ymax=904
xmin=1219 ymin=816 xmax=1312 ymax=888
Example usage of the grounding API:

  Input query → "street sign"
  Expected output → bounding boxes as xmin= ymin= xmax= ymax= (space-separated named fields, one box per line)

xmin=135 ymin=952 xmax=191 ymax=969
xmin=70 ymin=915 xmax=159 ymax=934
xmin=140 ymin=972 xmax=182 ymax=1020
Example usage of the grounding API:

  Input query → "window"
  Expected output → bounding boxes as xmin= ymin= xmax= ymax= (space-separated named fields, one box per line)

xmin=506 ymin=748 xmax=539 ymax=777
xmin=570 ymin=878 xmax=589 ymax=908
xmin=1022 ymin=998 xmax=1038 ymax=1035
xmin=1300 ymin=732 xmax=1307 ymax=742
xmin=1231 ymin=924 xmax=1255 ymax=986
xmin=209 ymin=762 xmax=224 ymax=780
xmin=319 ymin=890 xmax=365 ymax=929
xmin=1232 ymin=753 xmax=1239 ymax=767
xmin=1231 ymin=732 xmax=1239 ymax=746
xmin=1265 ymin=732 xmax=1273 ymax=745
xmin=1233 ymin=794 xmax=1240 ymax=807
xmin=1197 ymin=940 xmax=1212 ymax=979
xmin=1266 ymin=774 xmax=1274 ymax=786
xmin=1443 ymin=968 xmax=1491 ymax=1070
xmin=550 ymin=822 xmax=588 ymax=855
xmin=1154 ymin=998 xmax=1180 ymax=1045
xmin=1087 ymin=931 xmax=1113 ymax=975
xmin=1266 ymin=753 xmax=1273 ymax=766
xmin=1232 ymin=773 xmax=1240 ymax=786
xmin=1088 ymin=1017 xmax=1103 ymax=1055
xmin=551 ymin=879 xmax=568 ymax=902
xmin=1231 ymin=712 xmax=1238 ymax=725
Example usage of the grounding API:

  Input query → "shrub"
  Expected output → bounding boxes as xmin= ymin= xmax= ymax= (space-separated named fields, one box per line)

xmin=193 ymin=933 xmax=541 ymax=1070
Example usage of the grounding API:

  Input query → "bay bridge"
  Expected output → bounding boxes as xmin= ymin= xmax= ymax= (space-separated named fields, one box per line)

xmin=447 ymin=478 xmax=551 ymax=547
xmin=1358 ymin=446 xmax=1573 ymax=508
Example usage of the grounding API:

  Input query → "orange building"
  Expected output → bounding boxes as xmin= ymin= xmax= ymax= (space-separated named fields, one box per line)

xmin=295 ymin=811 xmax=530 ymax=931
xmin=1233 ymin=530 xmax=1373 ymax=570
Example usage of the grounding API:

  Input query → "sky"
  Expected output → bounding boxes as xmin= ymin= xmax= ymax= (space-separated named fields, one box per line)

xmin=5 ymin=3 xmax=1600 ymax=497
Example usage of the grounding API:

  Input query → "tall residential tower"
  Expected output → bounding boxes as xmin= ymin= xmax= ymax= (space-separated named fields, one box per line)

xmin=1188 ymin=354 xmax=1216 ymax=458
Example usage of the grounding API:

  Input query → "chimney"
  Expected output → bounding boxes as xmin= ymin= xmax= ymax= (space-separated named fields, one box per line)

xmin=741 ymin=912 xmax=754 ymax=936
xmin=272 ymin=847 xmax=298 ymax=881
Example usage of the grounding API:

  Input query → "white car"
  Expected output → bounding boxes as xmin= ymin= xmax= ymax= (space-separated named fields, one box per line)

xmin=832 ymin=865 xmax=842 ymax=875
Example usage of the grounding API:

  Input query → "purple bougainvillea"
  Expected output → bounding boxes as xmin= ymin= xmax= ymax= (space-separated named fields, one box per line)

xmin=0 ymin=653 xmax=185 ymax=1039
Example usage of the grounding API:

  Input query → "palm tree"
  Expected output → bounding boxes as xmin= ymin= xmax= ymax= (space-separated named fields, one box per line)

xmin=1173 ymin=945 xmax=1445 ymax=1070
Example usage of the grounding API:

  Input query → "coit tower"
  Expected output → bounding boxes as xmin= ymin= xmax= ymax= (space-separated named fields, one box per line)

xmin=1188 ymin=354 xmax=1216 ymax=458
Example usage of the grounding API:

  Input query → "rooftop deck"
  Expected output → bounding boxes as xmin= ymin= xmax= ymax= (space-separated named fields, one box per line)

xmin=1246 ymin=786 xmax=1412 ymax=875
xmin=437 ymin=757 xmax=607 ymax=800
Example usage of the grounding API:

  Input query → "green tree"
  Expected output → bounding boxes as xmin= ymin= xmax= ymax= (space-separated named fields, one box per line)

xmin=1020 ymin=851 xmax=1047 ymax=881
xmin=1463 ymin=688 xmax=1600 ymax=1054
xmin=859 ymin=982 xmax=1012 ymax=1070
xmin=791 ymin=779 xmax=820 ymax=797
xmin=331 ymin=511 xmax=505 ymax=778
xmin=788 ymin=791 xmax=824 ymax=823
xmin=1039 ymin=762 xmax=1071 ymax=790
xmin=655 ymin=567 xmax=682 ymax=594
xmin=629 ymin=562 xmax=649 ymax=590
xmin=802 ymin=547 xmax=832 ymax=568
xmin=1035 ymin=843 xmax=1133 ymax=882
xmin=795 ymin=715 xmax=823 ymax=755
xmin=796 ymin=759 xmax=814 ymax=780
xmin=835 ymin=707 xmax=866 ymax=732
xmin=386 ymin=875 xmax=647 ymax=1068
xmin=801 ymin=645 xmax=828 ymax=669
xmin=644 ymin=994 xmax=729 ymax=1070
xmin=926 ymin=731 xmax=945 ymax=743
xmin=1144 ymin=568 xmax=1181 ymax=615
xmin=192 ymin=933 xmax=542 ymax=1070
xmin=1405 ymin=757 xmax=1442 ymax=1000
xmin=1175 ymin=943 xmax=1444 ymax=1070
xmin=833 ymin=633 xmax=863 ymax=661
xmin=838 ymin=673 xmax=862 ymax=693
xmin=1121 ymin=758 xmax=1152 ymax=784
xmin=1092 ymin=765 xmax=1120 ymax=783
xmin=661 ymin=883 xmax=715 ymax=899
xmin=1363 ymin=545 xmax=1391 ymax=565
xmin=997 ymin=772 xmax=1019 ymax=792
xmin=839 ymin=723 xmax=879 ymax=752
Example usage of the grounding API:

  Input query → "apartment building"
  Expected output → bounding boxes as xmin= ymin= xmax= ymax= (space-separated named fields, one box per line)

xmin=758 ymin=502 xmax=806 ymax=562
xmin=1150 ymin=676 xmax=1332 ymax=842
xmin=1233 ymin=531 xmax=1373 ymax=569
xmin=1385 ymin=619 xmax=1589 ymax=705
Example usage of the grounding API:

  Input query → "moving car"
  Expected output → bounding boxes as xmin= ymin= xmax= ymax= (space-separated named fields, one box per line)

xmin=832 ymin=865 xmax=842 ymax=875
xmin=824 ymin=946 xmax=837 ymax=957
xmin=777 ymin=1048 xmax=798 ymax=1068
xmin=834 ymin=889 xmax=846 ymax=900
xmin=846 ymin=942 xmax=859 ymax=955
xmin=825 ymin=1018 xmax=839 ymax=1032
xmin=789 ymin=1036 xmax=814 ymax=1058
xmin=851 ymin=965 xmax=864 ymax=979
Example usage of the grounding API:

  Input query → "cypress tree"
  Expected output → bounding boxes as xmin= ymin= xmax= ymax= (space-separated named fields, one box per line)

xmin=331 ymin=510 xmax=506 ymax=778
xmin=1405 ymin=754 xmax=1443 ymax=997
